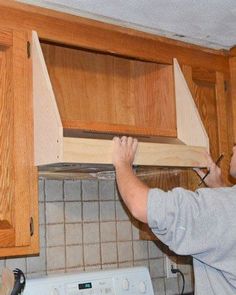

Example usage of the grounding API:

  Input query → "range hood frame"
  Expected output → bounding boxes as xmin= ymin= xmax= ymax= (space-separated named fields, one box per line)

xmin=32 ymin=31 xmax=209 ymax=168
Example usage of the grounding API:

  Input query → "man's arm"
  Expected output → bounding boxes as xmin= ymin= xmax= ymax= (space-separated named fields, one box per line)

xmin=112 ymin=136 xmax=149 ymax=223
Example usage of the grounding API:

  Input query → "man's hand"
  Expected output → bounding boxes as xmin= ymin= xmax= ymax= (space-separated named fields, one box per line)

xmin=112 ymin=136 xmax=138 ymax=168
xmin=194 ymin=152 xmax=226 ymax=188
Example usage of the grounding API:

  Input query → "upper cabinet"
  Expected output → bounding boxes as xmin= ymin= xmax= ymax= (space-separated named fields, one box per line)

xmin=32 ymin=32 xmax=208 ymax=168
xmin=0 ymin=28 xmax=38 ymax=256
xmin=41 ymin=42 xmax=177 ymax=139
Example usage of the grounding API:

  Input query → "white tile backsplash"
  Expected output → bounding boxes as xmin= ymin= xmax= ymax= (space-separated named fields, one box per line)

xmin=1 ymin=178 xmax=194 ymax=295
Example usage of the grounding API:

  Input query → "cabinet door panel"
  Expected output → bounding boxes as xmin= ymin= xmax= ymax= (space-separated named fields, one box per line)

xmin=41 ymin=43 xmax=177 ymax=138
xmin=0 ymin=28 xmax=38 ymax=256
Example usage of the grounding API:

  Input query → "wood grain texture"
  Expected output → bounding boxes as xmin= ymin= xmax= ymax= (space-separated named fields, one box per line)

xmin=182 ymin=65 xmax=231 ymax=185
xmin=215 ymin=72 xmax=230 ymax=182
xmin=62 ymin=137 xmax=207 ymax=167
xmin=0 ymin=1 xmax=229 ymax=75
xmin=174 ymin=59 xmax=209 ymax=149
xmin=229 ymin=57 xmax=236 ymax=143
xmin=32 ymin=31 xmax=63 ymax=166
xmin=0 ymin=45 xmax=14 ymax=234
xmin=41 ymin=43 xmax=177 ymax=138
xmin=0 ymin=28 xmax=39 ymax=256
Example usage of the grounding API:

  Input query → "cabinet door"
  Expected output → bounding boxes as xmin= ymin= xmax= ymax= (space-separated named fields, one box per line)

xmin=182 ymin=65 xmax=230 ymax=185
xmin=0 ymin=28 xmax=38 ymax=256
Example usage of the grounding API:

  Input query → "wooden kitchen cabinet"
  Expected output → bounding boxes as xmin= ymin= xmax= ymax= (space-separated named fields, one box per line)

xmin=41 ymin=42 xmax=177 ymax=139
xmin=0 ymin=28 xmax=39 ymax=256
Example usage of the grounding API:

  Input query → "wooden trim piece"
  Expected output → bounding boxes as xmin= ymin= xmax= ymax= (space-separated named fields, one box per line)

xmin=174 ymin=59 xmax=209 ymax=150
xmin=215 ymin=72 xmax=230 ymax=181
xmin=0 ymin=1 xmax=229 ymax=74
xmin=63 ymin=137 xmax=207 ymax=167
xmin=32 ymin=31 xmax=63 ymax=165
xmin=63 ymin=120 xmax=177 ymax=138
xmin=229 ymin=57 xmax=236 ymax=143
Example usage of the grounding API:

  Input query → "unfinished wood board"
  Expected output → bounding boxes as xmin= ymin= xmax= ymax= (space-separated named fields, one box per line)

xmin=63 ymin=137 xmax=207 ymax=167
xmin=41 ymin=42 xmax=177 ymax=138
xmin=32 ymin=31 xmax=63 ymax=165
xmin=174 ymin=59 xmax=209 ymax=150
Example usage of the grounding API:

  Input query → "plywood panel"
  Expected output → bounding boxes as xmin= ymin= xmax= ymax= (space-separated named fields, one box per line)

xmin=32 ymin=31 xmax=63 ymax=166
xmin=41 ymin=42 xmax=177 ymax=138
xmin=63 ymin=137 xmax=207 ymax=167
xmin=174 ymin=59 xmax=209 ymax=149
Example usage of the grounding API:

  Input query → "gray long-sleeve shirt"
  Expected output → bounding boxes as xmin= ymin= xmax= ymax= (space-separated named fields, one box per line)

xmin=147 ymin=186 xmax=236 ymax=294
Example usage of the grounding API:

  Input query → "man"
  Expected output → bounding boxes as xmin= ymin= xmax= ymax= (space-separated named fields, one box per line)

xmin=112 ymin=136 xmax=236 ymax=295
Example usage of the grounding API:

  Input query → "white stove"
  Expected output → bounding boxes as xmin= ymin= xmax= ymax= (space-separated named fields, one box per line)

xmin=23 ymin=267 xmax=154 ymax=295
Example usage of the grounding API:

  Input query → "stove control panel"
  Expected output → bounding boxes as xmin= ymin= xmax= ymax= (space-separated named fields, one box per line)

xmin=23 ymin=267 xmax=154 ymax=295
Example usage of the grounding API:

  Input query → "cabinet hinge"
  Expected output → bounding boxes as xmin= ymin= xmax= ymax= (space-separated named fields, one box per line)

xmin=27 ymin=41 xmax=31 ymax=58
xmin=30 ymin=217 xmax=34 ymax=236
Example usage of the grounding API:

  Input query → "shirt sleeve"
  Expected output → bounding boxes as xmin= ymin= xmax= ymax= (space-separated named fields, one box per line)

xmin=147 ymin=187 xmax=224 ymax=262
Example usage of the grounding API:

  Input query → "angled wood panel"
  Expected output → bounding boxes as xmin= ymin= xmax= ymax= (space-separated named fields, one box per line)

xmin=174 ymin=59 xmax=209 ymax=150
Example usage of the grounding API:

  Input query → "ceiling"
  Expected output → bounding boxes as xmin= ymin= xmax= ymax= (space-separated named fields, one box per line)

xmin=17 ymin=0 xmax=236 ymax=50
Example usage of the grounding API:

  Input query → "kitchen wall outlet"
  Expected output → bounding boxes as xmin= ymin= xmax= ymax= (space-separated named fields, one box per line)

xmin=165 ymin=255 xmax=177 ymax=278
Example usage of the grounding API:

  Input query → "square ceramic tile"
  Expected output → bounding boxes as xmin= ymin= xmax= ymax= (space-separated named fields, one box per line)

xmin=64 ymin=180 xmax=81 ymax=201
xmin=115 ymin=201 xmax=130 ymax=221
xmin=38 ymin=179 xmax=45 ymax=202
xmin=133 ymin=260 xmax=149 ymax=268
xmin=82 ymin=180 xmax=99 ymax=201
xmin=132 ymin=223 xmax=140 ymax=240
xmin=165 ymin=277 xmax=179 ymax=295
xmin=39 ymin=202 xmax=45 ymax=225
xmin=82 ymin=202 xmax=99 ymax=222
xmin=84 ymin=244 xmax=101 ymax=266
xmin=99 ymin=180 xmax=115 ymax=200
xmin=133 ymin=241 xmax=148 ymax=260
xmin=152 ymin=278 xmax=165 ymax=295
xmin=101 ymin=242 xmax=117 ymax=264
xmin=47 ymin=246 xmax=65 ymax=271
xmin=117 ymin=221 xmax=132 ymax=241
xmin=83 ymin=223 xmax=100 ymax=244
xmin=6 ymin=257 xmax=26 ymax=273
xmin=39 ymin=224 xmax=46 ymax=248
xmin=117 ymin=241 xmax=133 ymax=262
xmin=26 ymin=248 xmax=46 ymax=274
xmin=46 ymin=224 xmax=65 ymax=247
xmin=118 ymin=261 xmax=134 ymax=268
xmin=100 ymin=222 xmax=116 ymax=242
xmin=148 ymin=241 xmax=164 ymax=259
xmin=149 ymin=258 xmax=165 ymax=278
xmin=66 ymin=245 xmax=83 ymax=268
xmin=45 ymin=180 xmax=63 ymax=201
xmin=100 ymin=201 xmax=115 ymax=221
xmin=65 ymin=202 xmax=82 ymax=223
xmin=65 ymin=223 xmax=82 ymax=245
xmin=101 ymin=263 xmax=118 ymax=270
xmin=46 ymin=202 xmax=64 ymax=224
